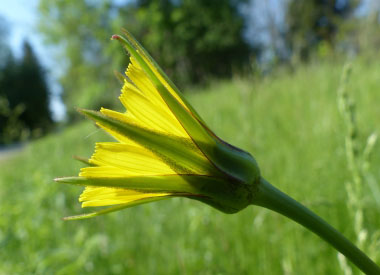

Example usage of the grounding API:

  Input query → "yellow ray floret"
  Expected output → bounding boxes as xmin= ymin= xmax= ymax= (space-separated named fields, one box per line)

xmin=120 ymin=80 xmax=186 ymax=137
xmin=82 ymin=55 xmax=216 ymax=177
xmin=121 ymin=57 xmax=188 ymax=138
xmin=121 ymin=30 xmax=192 ymax=114
xmin=92 ymin=56 xmax=192 ymax=144
xmin=79 ymin=186 xmax=170 ymax=207
xmin=80 ymin=142 xmax=176 ymax=177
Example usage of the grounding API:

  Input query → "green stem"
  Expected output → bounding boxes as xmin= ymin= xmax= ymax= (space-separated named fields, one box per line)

xmin=254 ymin=177 xmax=380 ymax=275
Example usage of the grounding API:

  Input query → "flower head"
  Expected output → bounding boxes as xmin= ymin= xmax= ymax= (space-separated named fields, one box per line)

xmin=56 ymin=30 xmax=260 ymax=220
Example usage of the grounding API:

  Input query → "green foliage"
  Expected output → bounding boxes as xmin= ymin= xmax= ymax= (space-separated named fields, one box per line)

xmin=123 ymin=0 xmax=252 ymax=85
xmin=17 ymin=42 xmax=53 ymax=131
xmin=1 ymin=59 xmax=379 ymax=273
xmin=340 ymin=9 xmax=380 ymax=58
xmin=38 ymin=0 xmax=121 ymax=121
xmin=37 ymin=0 xmax=252 ymax=120
xmin=336 ymin=64 xmax=380 ymax=272
xmin=285 ymin=0 xmax=361 ymax=62
xmin=0 ymin=41 xmax=53 ymax=143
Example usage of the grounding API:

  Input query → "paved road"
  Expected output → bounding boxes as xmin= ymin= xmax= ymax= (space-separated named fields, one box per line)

xmin=0 ymin=143 xmax=25 ymax=162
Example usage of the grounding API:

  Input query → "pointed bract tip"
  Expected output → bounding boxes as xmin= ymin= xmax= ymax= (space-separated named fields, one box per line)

xmin=54 ymin=177 xmax=84 ymax=184
xmin=62 ymin=215 xmax=82 ymax=221
xmin=76 ymin=107 xmax=85 ymax=114
xmin=73 ymin=155 xmax=93 ymax=166
xmin=76 ymin=108 xmax=94 ymax=116
xmin=113 ymin=70 xmax=126 ymax=84
xmin=111 ymin=34 xmax=121 ymax=41
xmin=54 ymin=177 xmax=70 ymax=183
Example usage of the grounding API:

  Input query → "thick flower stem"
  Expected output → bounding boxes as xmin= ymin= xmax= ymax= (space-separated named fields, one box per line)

xmin=254 ymin=177 xmax=380 ymax=274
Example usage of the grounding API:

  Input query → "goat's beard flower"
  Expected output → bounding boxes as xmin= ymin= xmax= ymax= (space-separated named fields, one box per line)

xmin=54 ymin=31 xmax=380 ymax=275
xmin=56 ymin=31 xmax=260 ymax=220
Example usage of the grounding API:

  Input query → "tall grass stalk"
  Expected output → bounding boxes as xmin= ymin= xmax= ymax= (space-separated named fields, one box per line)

xmin=337 ymin=64 xmax=380 ymax=273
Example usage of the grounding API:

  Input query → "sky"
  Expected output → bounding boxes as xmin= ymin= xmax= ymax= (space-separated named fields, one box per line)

xmin=0 ymin=0 xmax=39 ymax=57
xmin=0 ymin=0 xmax=66 ymax=121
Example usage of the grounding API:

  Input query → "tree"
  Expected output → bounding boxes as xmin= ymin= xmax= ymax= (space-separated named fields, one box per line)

xmin=0 ymin=40 xmax=53 ymax=143
xmin=38 ymin=0 xmax=129 ymax=120
xmin=122 ymin=0 xmax=252 ymax=84
xmin=37 ymin=0 xmax=254 ymax=120
xmin=17 ymin=41 xmax=53 ymax=130
xmin=285 ymin=0 xmax=361 ymax=62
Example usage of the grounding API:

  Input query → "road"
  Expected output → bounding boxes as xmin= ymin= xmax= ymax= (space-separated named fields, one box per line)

xmin=0 ymin=143 xmax=25 ymax=163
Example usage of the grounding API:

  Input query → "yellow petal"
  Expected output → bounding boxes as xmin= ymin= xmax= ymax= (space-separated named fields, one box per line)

xmin=127 ymin=58 xmax=165 ymax=108
xmin=120 ymin=80 xmax=186 ymax=137
xmin=81 ymin=110 xmax=218 ymax=175
xmin=96 ymin=120 xmax=138 ymax=145
xmin=124 ymin=58 xmax=188 ymax=138
xmin=120 ymin=30 xmax=193 ymax=114
xmin=79 ymin=186 xmax=170 ymax=207
xmin=80 ymin=142 xmax=176 ymax=177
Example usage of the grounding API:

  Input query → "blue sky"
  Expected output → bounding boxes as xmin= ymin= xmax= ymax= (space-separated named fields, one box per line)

xmin=0 ymin=0 xmax=39 ymax=57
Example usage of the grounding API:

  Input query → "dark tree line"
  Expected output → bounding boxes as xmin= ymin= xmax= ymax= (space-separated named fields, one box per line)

xmin=285 ymin=0 xmax=361 ymax=62
xmin=0 ymin=33 xmax=53 ymax=144
xmin=122 ymin=0 xmax=254 ymax=85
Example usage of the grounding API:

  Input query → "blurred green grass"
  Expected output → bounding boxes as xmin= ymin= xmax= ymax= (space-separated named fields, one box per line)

xmin=1 ymin=60 xmax=379 ymax=274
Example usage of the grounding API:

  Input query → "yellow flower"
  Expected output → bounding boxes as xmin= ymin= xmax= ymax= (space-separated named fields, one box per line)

xmin=56 ymin=30 xmax=260 ymax=220
xmin=52 ymin=31 xmax=380 ymax=275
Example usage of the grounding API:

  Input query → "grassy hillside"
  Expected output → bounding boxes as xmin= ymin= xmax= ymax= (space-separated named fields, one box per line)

xmin=1 ymin=60 xmax=379 ymax=274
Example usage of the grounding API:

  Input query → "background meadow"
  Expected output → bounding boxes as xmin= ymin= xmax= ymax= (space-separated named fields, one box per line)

xmin=1 ymin=0 xmax=380 ymax=274
xmin=1 ymin=59 xmax=380 ymax=274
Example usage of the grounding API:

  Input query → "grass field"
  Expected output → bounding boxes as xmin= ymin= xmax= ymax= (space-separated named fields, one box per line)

xmin=1 ymin=59 xmax=379 ymax=274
